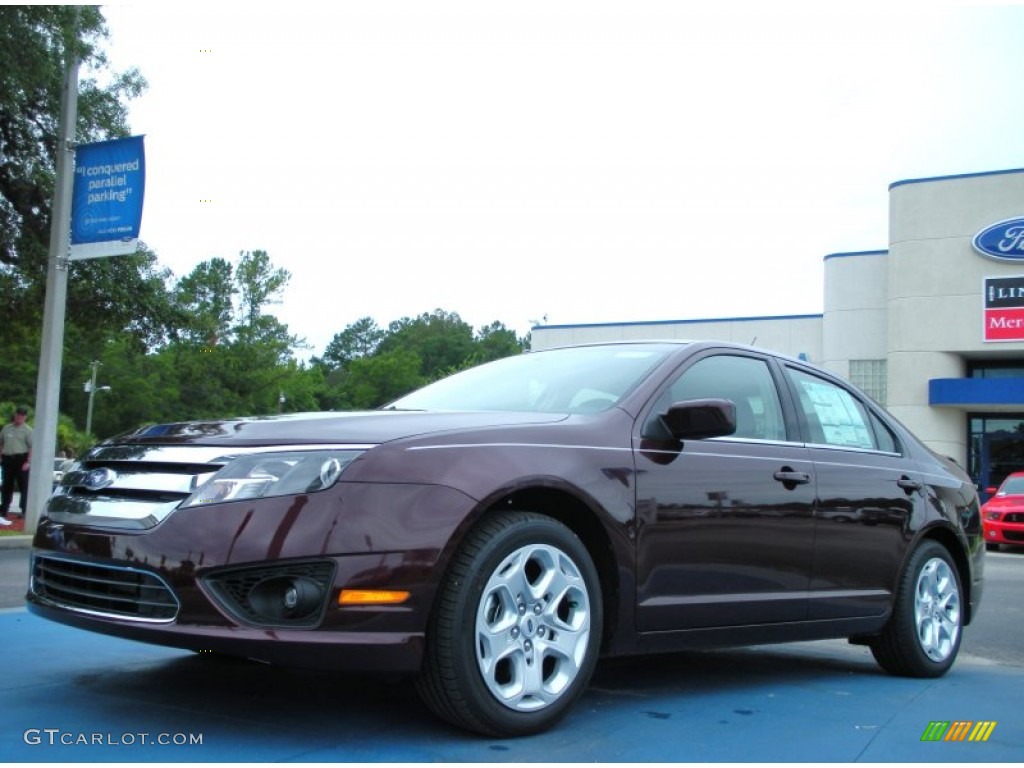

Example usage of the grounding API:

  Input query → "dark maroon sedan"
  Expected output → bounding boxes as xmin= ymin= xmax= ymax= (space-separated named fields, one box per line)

xmin=28 ymin=341 xmax=984 ymax=736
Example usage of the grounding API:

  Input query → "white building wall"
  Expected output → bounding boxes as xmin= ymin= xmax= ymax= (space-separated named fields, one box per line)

xmin=531 ymin=316 xmax=822 ymax=362
xmin=886 ymin=169 xmax=1024 ymax=466
xmin=821 ymin=251 xmax=888 ymax=381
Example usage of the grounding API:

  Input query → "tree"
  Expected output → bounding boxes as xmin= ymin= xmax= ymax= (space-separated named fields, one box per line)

xmin=343 ymin=348 xmax=423 ymax=409
xmin=0 ymin=5 xmax=151 ymax=425
xmin=377 ymin=309 xmax=475 ymax=379
xmin=172 ymin=257 xmax=235 ymax=346
xmin=318 ymin=316 xmax=385 ymax=369
xmin=235 ymin=249 xmax=289 ymax=333
xmin=79 ymin=336 xmax=181 ymax=439
xmin=474 ymin=321 xmax=528 ymax=364
xmin=0 ymin=5 xmax=146 ymax=267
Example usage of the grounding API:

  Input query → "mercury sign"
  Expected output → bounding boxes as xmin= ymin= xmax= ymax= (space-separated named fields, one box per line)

xmin=69 ymin=135 xmax=145 ymax=260
xmin=984 ymin=276 xmax=1024 ymax=342
xmin=972 ymin=217 xmax=1024 ymax=262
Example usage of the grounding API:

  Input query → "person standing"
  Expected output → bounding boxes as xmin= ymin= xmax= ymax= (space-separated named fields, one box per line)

xmin=0 ymin=406 xmax=33 ymax=525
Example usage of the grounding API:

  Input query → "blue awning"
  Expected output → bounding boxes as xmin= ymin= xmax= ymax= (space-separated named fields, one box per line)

xmin=929 ymin=377 xmax=1024 ymax=408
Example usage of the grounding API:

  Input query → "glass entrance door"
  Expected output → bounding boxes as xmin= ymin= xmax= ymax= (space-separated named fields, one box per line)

xmin=969 ymin=415 xmax=1024 ymax=501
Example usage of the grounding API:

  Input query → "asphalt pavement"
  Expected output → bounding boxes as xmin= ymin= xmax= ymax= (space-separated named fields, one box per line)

xmin=0 ymin=541 xmax=1021 ymax=762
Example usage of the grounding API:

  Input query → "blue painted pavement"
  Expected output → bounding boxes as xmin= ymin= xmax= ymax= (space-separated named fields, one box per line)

xmin=0 ymin=609 xmax=1020 ymax=762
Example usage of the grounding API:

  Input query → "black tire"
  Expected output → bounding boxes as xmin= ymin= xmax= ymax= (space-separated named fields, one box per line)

xmin=416 ymin=511 xmax=602 ymax=737
xmin=985 ymin=542 xmax=1000 ymax=552
xmin=869 ymin=540 xmax=963 ymax=678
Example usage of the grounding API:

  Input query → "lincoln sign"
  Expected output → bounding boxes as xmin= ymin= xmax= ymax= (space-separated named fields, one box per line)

xmin=984 ymin=276 xmax=1024 ymax=342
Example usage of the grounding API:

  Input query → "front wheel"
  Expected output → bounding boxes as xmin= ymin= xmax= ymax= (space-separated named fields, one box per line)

xmin=870 ymin=540 xmax=963 ymax=678
xmin=416 ymin=511 xmax=602 ymax=736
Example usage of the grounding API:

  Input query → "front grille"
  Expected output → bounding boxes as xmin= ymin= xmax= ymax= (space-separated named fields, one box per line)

xmin=1004 ymin=513 xmax=1024 ymax=524
xmin=31 ymin=555 xmax=179 ymax=622
xmin=1004 ymin=530 xmax=1024 ymax=542
xmin=45 ymin=445 xmax=236 ymax=531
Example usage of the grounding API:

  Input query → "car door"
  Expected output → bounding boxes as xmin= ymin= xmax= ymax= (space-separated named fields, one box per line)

xmin=781 ymin=363 xmax=924 ymax=620
xmin=633 ymin=352 xmax=816 ymax=632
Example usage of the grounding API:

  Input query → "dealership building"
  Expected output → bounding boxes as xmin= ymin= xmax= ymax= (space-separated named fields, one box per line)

xmin=532 ymin=167 xmax=1024 ymax=494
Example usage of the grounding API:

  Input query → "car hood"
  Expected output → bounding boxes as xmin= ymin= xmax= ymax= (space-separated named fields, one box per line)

xmin=982 ymin=495 xmax=1024 ymax=511
xmin=106 ymin=410 xmax=571 ymax=447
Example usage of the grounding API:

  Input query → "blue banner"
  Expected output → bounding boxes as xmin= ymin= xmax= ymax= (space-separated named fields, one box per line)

xmin=70 ymin=135 xmax=145 ymax=259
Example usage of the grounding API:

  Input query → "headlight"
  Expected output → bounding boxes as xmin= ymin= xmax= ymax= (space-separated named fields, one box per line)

xmin=181 ymin=449 xmax=364 ymax=508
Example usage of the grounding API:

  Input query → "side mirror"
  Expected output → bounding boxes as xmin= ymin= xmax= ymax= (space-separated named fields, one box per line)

xmin=656 ymin=398 xmax=736 ymax=440
xmin=986 ymin=487 xmax=998 ymax=496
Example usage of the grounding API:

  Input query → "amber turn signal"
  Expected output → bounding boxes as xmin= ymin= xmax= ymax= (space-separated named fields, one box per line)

xmin=338 ymin=589 xmax=410 ymax=605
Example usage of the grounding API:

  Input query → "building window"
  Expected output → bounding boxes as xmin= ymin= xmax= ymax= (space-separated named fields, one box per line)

xmin=968 ymin=361 xmax=1024 ymax=379
xmin=968 ymin=414 xmax=1024 ymax=495
xmin=849 ymin=359 xmax=887 ymax=405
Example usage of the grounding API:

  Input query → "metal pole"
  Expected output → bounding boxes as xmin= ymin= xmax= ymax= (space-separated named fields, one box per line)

xmin=24 ymin=40 xmax=79 ymax=536
xmin=85 ymin=361 xmax=99 ymax=436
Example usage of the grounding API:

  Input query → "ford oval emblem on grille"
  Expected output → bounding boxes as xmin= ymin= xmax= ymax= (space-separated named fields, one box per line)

xmin=81 ymin=468 xmax=117 ymax=491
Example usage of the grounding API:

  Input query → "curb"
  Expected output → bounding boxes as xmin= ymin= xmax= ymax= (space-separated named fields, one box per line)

xmin=0 ymin=535 xmax=32 ymax=549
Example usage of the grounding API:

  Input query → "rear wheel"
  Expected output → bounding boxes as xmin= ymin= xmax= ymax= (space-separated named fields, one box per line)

xmin=870 ymin=540 xmax=963 ymax=678
xmin=417 ymin=511 xmax=602 ymax=736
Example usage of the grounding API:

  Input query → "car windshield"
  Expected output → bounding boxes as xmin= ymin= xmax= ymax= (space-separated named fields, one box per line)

xmin=387 ymin=343 xmax=679 ymax=414
xmin=998 ymin=475 xmax=1024 ymax=495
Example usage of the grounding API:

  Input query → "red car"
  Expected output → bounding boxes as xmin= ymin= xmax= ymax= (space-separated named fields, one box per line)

xmin=982 ymin=471 xmax=1024 ymax=550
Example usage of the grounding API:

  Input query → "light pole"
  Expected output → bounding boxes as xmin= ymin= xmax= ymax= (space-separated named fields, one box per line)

xmin=84 ymin=360 xmax=111 ymax=436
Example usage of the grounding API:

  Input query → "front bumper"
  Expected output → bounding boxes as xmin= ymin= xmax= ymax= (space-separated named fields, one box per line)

xmin=983 ymin=517 xmax=1024 ymax=546
xmin=27 ymin=480 xmax=477 ymax=672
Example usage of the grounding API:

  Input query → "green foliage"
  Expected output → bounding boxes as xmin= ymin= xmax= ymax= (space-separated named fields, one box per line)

xmin=235 ymin=250 xmax=288 ymax=335
xmin=319 ymin=316 xmax=384 ymax=369
xmin=343 ymin=348 xmax=424 ymax=410
xmin=315 ymin=311 xmax=530 ymax=409
xmin=378 ymin=309 xmax=475 ymax=377
xmin=171 ymin=256 xmax=235 ymax=345
xmin=0 ymin=4 xmax=157 ymax=439
xmin=0 ymin=5 xmax=146 ymax=268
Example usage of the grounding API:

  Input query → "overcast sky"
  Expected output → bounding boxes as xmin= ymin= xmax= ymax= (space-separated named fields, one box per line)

xmin=98 ymin=1 xmax=1024 ymax=358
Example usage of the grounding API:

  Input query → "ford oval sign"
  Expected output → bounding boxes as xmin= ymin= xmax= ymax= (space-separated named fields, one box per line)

xmin=973 ymin=217 xmax=1024 ymax=262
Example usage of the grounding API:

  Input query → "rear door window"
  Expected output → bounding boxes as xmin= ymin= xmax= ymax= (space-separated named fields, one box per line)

xmin=786 ymin=367 xmax=894 ymax=451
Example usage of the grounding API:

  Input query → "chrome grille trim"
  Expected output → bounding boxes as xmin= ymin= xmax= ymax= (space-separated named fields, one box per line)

xmin=30 ymin=554 xmax=180 ymax=623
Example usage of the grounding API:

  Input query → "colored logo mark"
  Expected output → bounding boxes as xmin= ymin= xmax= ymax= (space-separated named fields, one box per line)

xmin=974 ymin=217 xmax=1024 ymax=261
xmin=921 ymin=721 xmax=997 ymax=742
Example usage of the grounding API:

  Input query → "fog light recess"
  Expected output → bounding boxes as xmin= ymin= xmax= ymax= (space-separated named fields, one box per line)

xmin=203 ymin=560 xmax=335 ymax=628
xmin=249 ymin=576 xmax=324 ymax=621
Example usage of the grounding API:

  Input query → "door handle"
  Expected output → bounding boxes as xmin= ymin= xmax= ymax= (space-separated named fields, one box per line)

xmin=773 ymin=469 xmax=811 ymax=488
xmin=897 ymin=476 xmax=923 ymax=494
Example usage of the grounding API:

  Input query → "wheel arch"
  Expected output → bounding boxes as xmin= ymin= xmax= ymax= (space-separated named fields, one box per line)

xmin=476 ymin=484 xmax=623 ymax=651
